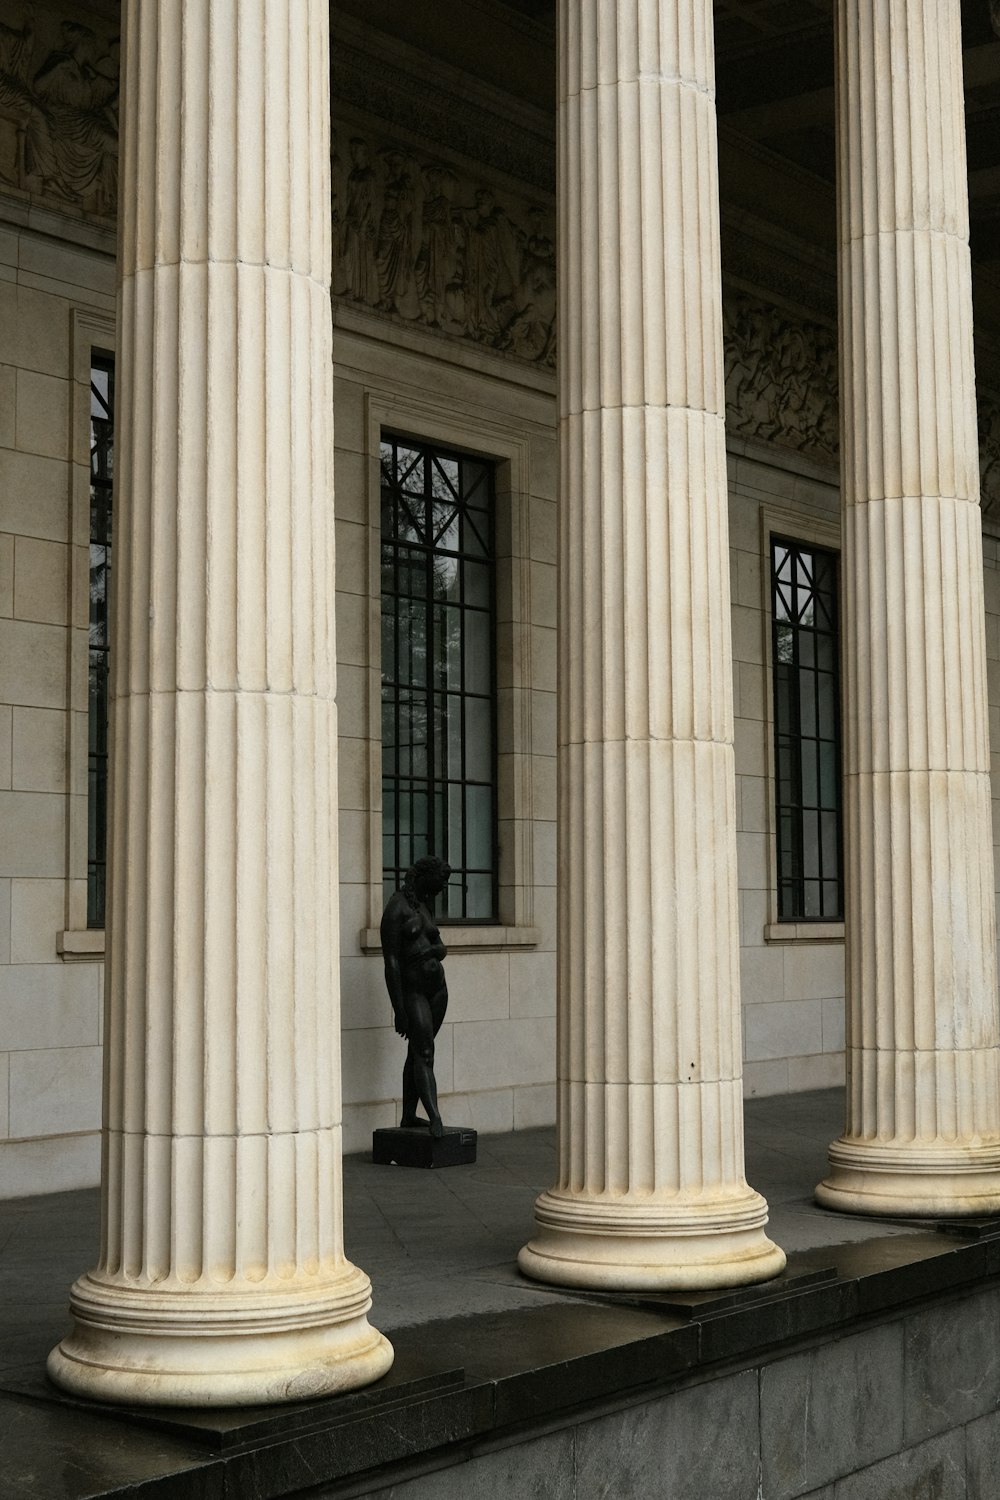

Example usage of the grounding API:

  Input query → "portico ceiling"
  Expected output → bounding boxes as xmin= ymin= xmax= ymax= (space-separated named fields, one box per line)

xmin=496 ymin=0 xmax=1000 ymax=280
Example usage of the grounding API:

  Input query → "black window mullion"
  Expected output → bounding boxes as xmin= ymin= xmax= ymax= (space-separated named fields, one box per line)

xmin=381 ymin=435 xmax=497 ymax=923
xmin=771 ymin=537 xmax=842 ymax=923
xmin=88 ymin=351 xmax=115 ymax=929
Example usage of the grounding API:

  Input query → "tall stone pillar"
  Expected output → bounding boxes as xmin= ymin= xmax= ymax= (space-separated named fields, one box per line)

xmin=519 ymin=0 xmax=785 ymax=1290
xmin=817 ymin=0 xmax=1000 ymax=1216
xmin=47 ymin=1 xmax=393 ymax=1404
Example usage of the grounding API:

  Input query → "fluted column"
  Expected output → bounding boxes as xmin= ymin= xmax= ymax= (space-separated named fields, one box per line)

xmin=817 ymin=0 xmax=1000 ymax=1216
xmin=519 ymin=0 xmax=784 ymax=1290
xmin=47 ymin=1 xmax=393 ymax=1405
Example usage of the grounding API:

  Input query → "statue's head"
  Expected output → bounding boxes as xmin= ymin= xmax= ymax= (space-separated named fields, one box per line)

xmin=404 ymin=856 xmax=451 ymax=901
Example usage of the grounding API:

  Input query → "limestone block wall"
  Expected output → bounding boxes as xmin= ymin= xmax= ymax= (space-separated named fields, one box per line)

xmin=331 ymin=321 xmax=559 ymax=1151
xmin=728 ymin=446 xmax=847 ymax=1100
xmin=0 ymin=218 xmax=114 ymax=1195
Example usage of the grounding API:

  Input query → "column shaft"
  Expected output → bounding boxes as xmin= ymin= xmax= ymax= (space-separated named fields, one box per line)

xmin=519 ymin=0 xmax=784 ymax=1289
xmin=47 ymin=0 xmax=393 ymax=1404
xmin=817 ymin=0 xmax=1000 ymax=1215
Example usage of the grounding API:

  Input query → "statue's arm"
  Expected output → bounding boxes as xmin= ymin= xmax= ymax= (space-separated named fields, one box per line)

xmin=380 ymin=906 xmax=409 ymax=1037
xmin=383 ymin=953 xmax=408 ymax=1037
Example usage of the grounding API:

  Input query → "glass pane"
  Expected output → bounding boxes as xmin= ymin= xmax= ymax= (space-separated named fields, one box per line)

xmin=446 ymin=879 xmax=466 ymax=920
xmin=801 ymin=744 xmax=818 ymax=807
xmin=465 ymin=696 xmax=492 ymax=784
xmin=820 ymin=741 xmax=837 ymax=806
xmin=821 ymin=811 xmax=840 ymax=879
xmin=798 ymin=669 xmax=816 ymax=737
xmin=465 ymin=785 xmax=493 ymax=869
xmin=465 ymin=874 xmax=493 ymax=920
xmin=463 ymin=560 xmax=490 ymax=610
xmin=817 ymin=673 xmax=836 ymax=740
xmin=447 ymin=783 xmax=465 ymax=871
xmin=432 ymin=456 xmax=460 ymax=499
xmin=463 ymin=511 xmax=489 ymax=558
xmin=432 ymin=553 xmax=461 ymax=601
xmin=398 ymin=695 xmax=427 ymax=776
xmin=381 ymin=608 xmax=396 ymax=682
xmin=461 ymin=459 xmax=489 ymax=504
xmin=464 ymin=610 xmax=490 ymax=693
xmin=446 ymin=693 xmax=463 ymax=779
xmin=443 ymin=606 xmax=462 ymax=690
xmin=396 ymin=446 xmax=424 ymax=490
xmin=802 ymin=811 xmax=819 ymax=878
xmin=431 ymin=501 xmax=459 ymax=552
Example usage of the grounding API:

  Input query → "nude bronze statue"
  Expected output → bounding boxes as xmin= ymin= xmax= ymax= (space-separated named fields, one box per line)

xmin=380 ymin=857 xmax=451 ymax=1138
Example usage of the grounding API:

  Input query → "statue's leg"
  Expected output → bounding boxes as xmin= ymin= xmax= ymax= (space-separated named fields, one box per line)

xmin=400 ymin=1049 xmax=421 ymax=1127
xmin=408 ymin=994 xmax=443 ymax=1138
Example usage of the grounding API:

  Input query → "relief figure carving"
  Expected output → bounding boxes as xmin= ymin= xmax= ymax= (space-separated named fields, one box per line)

xmin=343 ymin=136 xmax=379 ymax=305
xmin=723 ymin=293 xmax=839 ymax=462
xmin=332 ymin=123 xmax=557 ymax=369
xmin=0 ymin=5 xmax=119 ymax=217
xmin=981 ymin=397 xmax=1000 ymax=516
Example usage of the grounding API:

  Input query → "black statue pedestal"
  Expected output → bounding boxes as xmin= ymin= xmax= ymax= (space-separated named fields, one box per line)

xmin=372 ymin=1125 xmax=477 ymax=1169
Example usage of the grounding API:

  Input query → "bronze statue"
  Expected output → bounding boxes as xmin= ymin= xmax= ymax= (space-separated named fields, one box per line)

xmin=380 ymin=857 xmax=451 ymax=1138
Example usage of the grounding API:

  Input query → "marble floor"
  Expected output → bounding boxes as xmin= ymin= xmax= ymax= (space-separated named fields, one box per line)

xmin=2 ymin=1087 xmax=983 ymax=1499
xmin=0 ymin=1087 xmax=925 ymax=1376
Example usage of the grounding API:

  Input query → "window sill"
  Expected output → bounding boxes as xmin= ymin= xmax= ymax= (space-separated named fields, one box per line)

xmin=361 ymin=926 xmax=539 ymax=955
xmin=58 ymin=930 xmax=106 ymax=960
xmin=764 ymin=921 xmax=844 ymax=945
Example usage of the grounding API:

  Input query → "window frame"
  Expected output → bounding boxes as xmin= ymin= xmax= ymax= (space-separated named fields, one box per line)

xmin=758 ymin=504 xmax=845 ymax=946
xmin=59 ymin=310 xmax=116 ymax=960
xmin=87 ymin=350 xmax=114 ymax=930
xmin=379 ymin=431 xmax=500 ymax=924
xmin=769 ymin=533 xmax=844 ymax=924
xmin=359 ymin=390 xmax=542 ymax=952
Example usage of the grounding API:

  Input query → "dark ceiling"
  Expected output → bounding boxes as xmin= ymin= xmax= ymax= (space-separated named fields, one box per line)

xmin=495 ymin=0 xmax=999 ymax=277
xmin=711 ymin=0 xmax=1000 ymax=276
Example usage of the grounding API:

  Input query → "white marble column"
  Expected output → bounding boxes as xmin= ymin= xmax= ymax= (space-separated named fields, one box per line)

xmin=519 ymin=0 xmax=785 ymax=1290
xmin=817 ymin=0 xmax=1000 ymax=1216
xmin=47 ymin=0 xmax=393 ymax=1405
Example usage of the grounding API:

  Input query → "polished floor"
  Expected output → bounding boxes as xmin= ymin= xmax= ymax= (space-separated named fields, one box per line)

xmin=0 ymin=1087 xmax=921 ymax=1376
xmin=1 ymin=1087 xmax=972 ymax=1499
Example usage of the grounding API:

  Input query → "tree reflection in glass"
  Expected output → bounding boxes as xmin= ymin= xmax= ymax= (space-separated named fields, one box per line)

xmin=381 ymin=435 xmax=497 ymax=921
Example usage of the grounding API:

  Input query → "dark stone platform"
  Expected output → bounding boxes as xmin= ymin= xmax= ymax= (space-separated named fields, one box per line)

xmin=372 ymin=1125 xmax=477 ymax=1167
xmin=5 ymin=1091 xmax=1000 ymax=1498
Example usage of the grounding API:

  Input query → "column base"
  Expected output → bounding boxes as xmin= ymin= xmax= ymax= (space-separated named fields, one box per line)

xmin=518 ymin=1186 xmax=786 ymax=1292
xmin=47 ymin=1263 xmax=394 ymax=1407
xmin=817 ymin=1136 xmax=1000 ymax=1217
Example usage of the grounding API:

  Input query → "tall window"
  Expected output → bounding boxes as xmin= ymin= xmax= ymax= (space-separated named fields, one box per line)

xmin=88 ymin=353 xmax=114 ymax=928
xmin=380 ymin=435 xmax=497 ymax=921
xmin=771 ymin=538 xmax=843 ymax=921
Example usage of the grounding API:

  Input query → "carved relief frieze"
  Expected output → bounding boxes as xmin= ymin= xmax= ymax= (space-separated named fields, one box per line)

xmin=722 ymin=292 xmax=840 ymax=463
xmin=0 ymin=2 xmax=118 ymax=219
xmin=332 ymin=123 xmax=556 ymax=369
xmin=981 ymin=393 xmax=1000 ymax=517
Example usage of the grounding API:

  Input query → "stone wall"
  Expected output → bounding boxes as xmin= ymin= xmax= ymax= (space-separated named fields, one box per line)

xmin=353 ymin=1286 xmax=1000 ymax=1499
xmin=728 ymin=446 xmax=847 ymax=1098
xmin=0 ymin=217 xmax=113 ymax=1194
